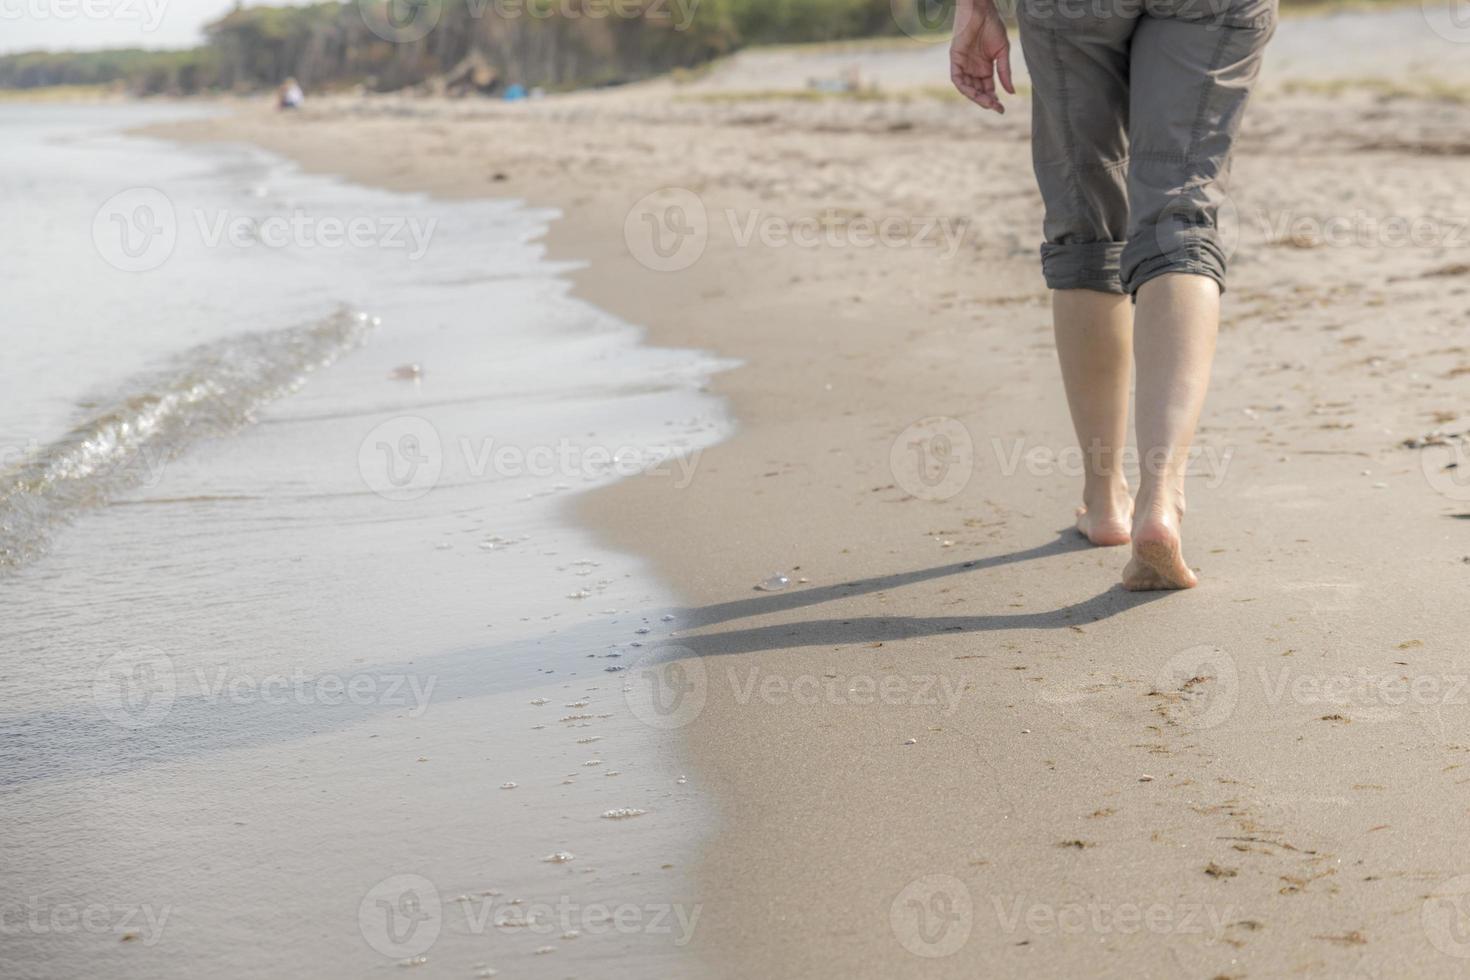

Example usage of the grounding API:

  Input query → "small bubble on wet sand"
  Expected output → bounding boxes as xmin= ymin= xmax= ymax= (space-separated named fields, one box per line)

xmin=500 ymin=782 xmax=517 ymax=789
xmin=676 ymin=775 xmax=687 ymax=784
xmin=755 ymin=575 xmax=790 ymax=592
xmin=543 ymin=852 xmax=575 ymax=863
xmin=396 ymin=957 xmax=428 ymax=968
xmin=602 ymin=808 xmax=648 ymax=819
xmin=583 ymin=760 xmax=602 ymax=767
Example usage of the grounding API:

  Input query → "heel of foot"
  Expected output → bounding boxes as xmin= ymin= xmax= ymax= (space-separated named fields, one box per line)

xmin=1122 ymin=530 xmax=1197 ymax=591
xmin=1134 ymin=538 xmax=1177 ymax=568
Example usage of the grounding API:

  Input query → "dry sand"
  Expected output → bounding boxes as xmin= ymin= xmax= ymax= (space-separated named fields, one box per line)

xmin=155 ymin=10 xmax=1470 ymax=976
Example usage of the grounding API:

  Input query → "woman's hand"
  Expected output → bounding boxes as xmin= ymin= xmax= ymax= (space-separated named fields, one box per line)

xmin=950 ymin=0 xmax=1015 ymax=113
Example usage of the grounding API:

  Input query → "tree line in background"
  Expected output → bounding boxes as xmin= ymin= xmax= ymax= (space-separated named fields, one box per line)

xmin=0 ymin=0 xmax=916 ymax=95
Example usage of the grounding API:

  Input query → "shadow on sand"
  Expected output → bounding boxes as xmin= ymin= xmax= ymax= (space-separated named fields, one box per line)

xmin=667 ymin=527 xmax=1169 ymax=658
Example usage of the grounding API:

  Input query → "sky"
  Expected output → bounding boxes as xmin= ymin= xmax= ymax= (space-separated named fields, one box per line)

xmin=0 ymin=0 xmax=316 ymax=55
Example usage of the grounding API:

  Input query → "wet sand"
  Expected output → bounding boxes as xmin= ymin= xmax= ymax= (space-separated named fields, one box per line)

xmin=156 ymin=10 xmax=1470 ymax=976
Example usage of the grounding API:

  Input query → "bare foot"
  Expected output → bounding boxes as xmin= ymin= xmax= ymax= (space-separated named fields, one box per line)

xmin=1122 ymin=513 xmax=1198 ymax=590
xmin=1075 ymin=488 xmax=1132 ymax=547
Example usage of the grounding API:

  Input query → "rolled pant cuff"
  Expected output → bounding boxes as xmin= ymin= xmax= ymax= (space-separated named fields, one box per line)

xmin=1039 ymin=241 xmax=1126 ymax=294
xmin=1122 ymin=236 xmax=1228 ymax=296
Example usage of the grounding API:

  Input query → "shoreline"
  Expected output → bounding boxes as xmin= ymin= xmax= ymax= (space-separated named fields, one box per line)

xmin=146 ymin=15 xmax=1470 ymax=974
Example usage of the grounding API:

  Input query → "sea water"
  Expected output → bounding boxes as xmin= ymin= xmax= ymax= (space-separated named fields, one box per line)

xmin=0 ymin=103 xmax=730 ymax=978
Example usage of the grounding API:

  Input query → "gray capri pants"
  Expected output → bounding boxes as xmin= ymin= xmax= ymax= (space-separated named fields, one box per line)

xmin=1017 ymin=0 xmax=1277 ymax=295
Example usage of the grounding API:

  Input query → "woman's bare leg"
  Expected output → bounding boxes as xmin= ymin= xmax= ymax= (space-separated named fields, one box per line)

xmin=1053 ymin=289 xmax=1134 ymax=546
xmin=1123 ymin=273 xmax=1219 ymax=590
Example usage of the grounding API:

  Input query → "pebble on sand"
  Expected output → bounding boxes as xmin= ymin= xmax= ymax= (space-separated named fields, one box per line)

xmin=602 ymin=808 xmax=648 ymax=819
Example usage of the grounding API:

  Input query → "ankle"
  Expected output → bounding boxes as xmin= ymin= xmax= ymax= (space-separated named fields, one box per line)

xmin=1082 ymin=478 xmax=1130 ymax=513
xmin=1134 ymin=485 xmax=1185 ymax=526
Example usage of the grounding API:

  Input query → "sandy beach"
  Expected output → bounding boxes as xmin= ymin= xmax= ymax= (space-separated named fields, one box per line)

xmin=141 ymin=9 xmax=1470 ymax=976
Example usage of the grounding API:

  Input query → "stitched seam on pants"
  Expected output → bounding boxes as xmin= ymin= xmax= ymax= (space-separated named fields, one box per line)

xmin=1133 ymin=150 xmax=1186 ymax=164
xmin=1186 ymin=27 xmax=1234 ymax=170
xmin=1050 ymin=157 xmax=1130 ymax=175
xmin=1045 ymin=27 xmax=1090 ymax=236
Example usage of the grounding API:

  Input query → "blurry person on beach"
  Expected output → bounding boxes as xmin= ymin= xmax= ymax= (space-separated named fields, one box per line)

xmin=950 ymin=0 xmax=1275 ymax=590
xmin=277 ymin=77 xmax=305 ymax=110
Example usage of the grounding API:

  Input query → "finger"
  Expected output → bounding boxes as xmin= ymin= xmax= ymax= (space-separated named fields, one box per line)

xmin=969 ymin=80 xmax=1000 ymax=112
xmin=997 ymin=47 xmax=1015 ymax=95
xmin=951 ymin=66 xmax=981 ymax=99
xmin=953 ymin=66 xmax=1003 ymax=113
